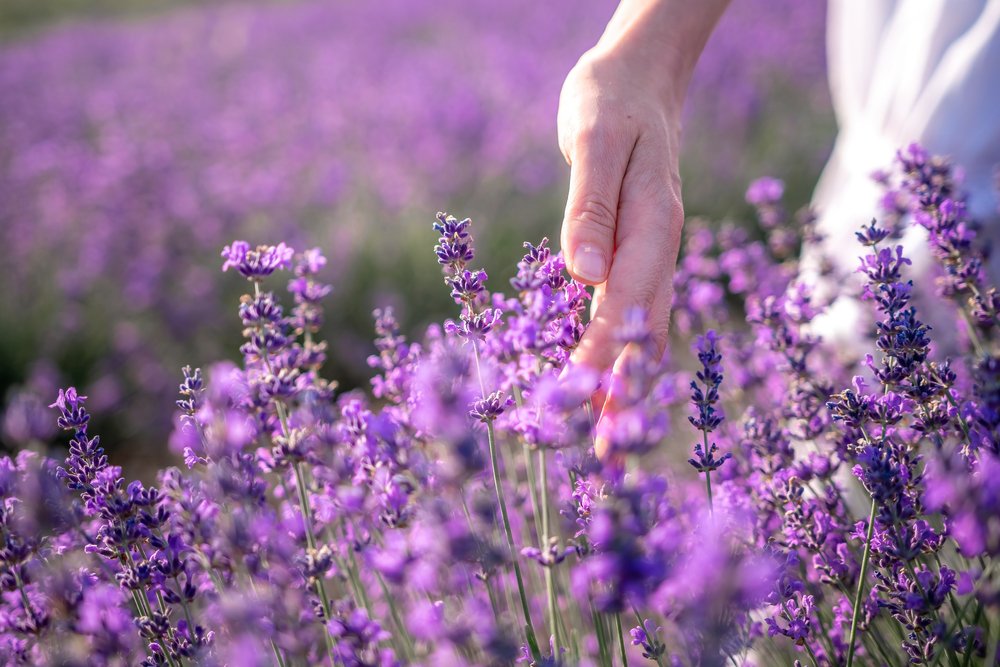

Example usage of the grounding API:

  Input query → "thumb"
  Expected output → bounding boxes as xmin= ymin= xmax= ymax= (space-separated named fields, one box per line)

xmin=560 ymin=129 xmax=632 ymax=285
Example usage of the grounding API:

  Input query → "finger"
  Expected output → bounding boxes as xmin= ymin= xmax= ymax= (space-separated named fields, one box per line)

xmin=598 ymin=277 xmax=674 ymax=418
xmin=594 ymin=279 xmax=673 ymax=461
xmin=560 ymin=126 xmax=635 ymax=285
xmin=590 ymin=282 xmax=606 ymax=323
xmin=569 ymin=139 xmax=683 ymax=377
xmin=585 ymin=282 xmax=609 ymax=413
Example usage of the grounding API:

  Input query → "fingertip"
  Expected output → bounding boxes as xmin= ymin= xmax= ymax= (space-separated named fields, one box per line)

xmin=556 ymin=361 xmax=601 ymax=401
xmin=567 ymin=243 xmax=609 ymax=285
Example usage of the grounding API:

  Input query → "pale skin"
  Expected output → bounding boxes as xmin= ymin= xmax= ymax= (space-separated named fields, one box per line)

xmin=559 ymin=0 xmax=730 ymax=451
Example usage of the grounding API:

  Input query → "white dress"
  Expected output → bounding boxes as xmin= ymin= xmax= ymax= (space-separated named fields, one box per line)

xmin=810 ymin=0 xmax=1000 ymax=344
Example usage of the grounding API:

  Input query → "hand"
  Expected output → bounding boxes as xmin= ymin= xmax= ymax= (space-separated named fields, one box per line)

xmin=558 ymin=46 xmax=684 ymax=432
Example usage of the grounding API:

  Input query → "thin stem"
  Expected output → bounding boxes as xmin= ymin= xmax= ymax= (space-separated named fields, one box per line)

xmin=375 ymin=570 xmax=414 ymax=662
xmin=960 ymin=601 xmax=983 ymax=667
xmin=585 ymin=398 xmax=598 ymax=452
xmin=253 ymin=280 xmax=335 ymax=664
xmin=487 ymin=418 xmax=541 ymax=660
xmin=846 ymin=498 xmax=877 ymax=667
xmin=12 ymin=570 xmax=39 ymax=628
xmin=472 ymin=340 xmax=540 ymax=660
xmin=869 ymin=623 xmax=903 ymax=667
xmin=247 ymin=575 xmax=289 ymax=667
xmin=957 ymin=307 xmax=986 ymax=357
xmin=936 ymin=378 xmax=975 ymax=451
xmin=460 ymin=493 xmax=504 ymax=624
xmin=615 ymin=612 xmax=628 ymax=667
xmin=702 ymin=430 xmax=714 ymax=516
xmin=630 ymin=606 xmax=665 ymax=667
xmin=902 ymin=561 xmax=962 ymax=667
xmin=523 ymin=443 xmax=543 ymax=546
xmin=987 ymin=616 xmax=999 ymax=667
xmin=344 ymin=534 xmax=375 ymax=616
xmin=783 ymin=608 xmax=820 ymax=667
xmin=539 ymin=448 xmax=562 ymax=652
xmin=592 ymin=605 xmax=611 ymax=667
xmin=704 ymin=470 xmax=714 ymax=517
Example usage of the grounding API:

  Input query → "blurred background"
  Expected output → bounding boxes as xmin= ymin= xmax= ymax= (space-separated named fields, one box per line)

xmin=0 ymin=0 xmax=834 ymax=469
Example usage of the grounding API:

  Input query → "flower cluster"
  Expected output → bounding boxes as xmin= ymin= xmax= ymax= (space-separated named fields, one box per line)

xmin=0 ymin=146 xmax=996 ymax=666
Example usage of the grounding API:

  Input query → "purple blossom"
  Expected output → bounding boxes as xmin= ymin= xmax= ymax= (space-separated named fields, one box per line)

xmin=469 ymin=390 xmax=513 ymax=423
xmin=629 ymin=618 xmax=666 ymax=662
xmin=688 ymin=331 xmax=732 ymax=474
xmin=221 ymin=241 xmax=294 ymax=280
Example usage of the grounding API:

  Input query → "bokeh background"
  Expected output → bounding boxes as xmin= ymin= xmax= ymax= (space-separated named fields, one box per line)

xmin=0 ymin=0 xmax=834 ymax=470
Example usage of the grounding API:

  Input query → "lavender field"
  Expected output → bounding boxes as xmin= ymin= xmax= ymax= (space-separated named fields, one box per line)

xmin=3 ymin=146 xmax=1000 ymax=665
xmin=0 ymin=0 xmax=830 ymax=460
xmin=13 ymin=2 xmax=1000 ymax=666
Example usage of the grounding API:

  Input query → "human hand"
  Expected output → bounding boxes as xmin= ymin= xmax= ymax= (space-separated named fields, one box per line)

xmin=558 ymin=45 xmax=684 ymax=443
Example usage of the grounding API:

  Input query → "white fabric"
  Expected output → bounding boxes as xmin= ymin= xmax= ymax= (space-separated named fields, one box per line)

xmin=810 ymin=0 xmax=1000 ymax=346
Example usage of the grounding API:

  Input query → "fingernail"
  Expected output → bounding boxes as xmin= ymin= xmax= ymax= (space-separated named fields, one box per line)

xmin=573 ymin=244 xmax=607 ymax=283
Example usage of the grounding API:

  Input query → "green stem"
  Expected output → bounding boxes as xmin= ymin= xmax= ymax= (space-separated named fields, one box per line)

xmin=485 ymin=576 xmax=502 ymax=622
xmin=254 ymin=281 xmax=334 ymax=664
xmin=292 ymin=461 xmax=336 ymax=657
xmin=487 ymin=419 xmax=541 ymax=660
xmin=344 ymin=535 xmax=375 ymax=616
xmin=375 ymin=570 xmax=414 ymax=662
xmin=523 ymin=443 xmax=543 ymax=546
xmin=704 ymin=470 xmax=714 ymax=517
xmin=786 ymin=610 xmax=820 ymax=667
xmin=461 ymin=494 xmax=503 ymax=625
xmin=592 ymin=606 xmax=611 ymax=667
xmin=846 ymin=498 xmax=877 ymax=667
xmin=539 ymin=448 xmax=562 ymax=652
xmin=630 ymin=606 xmax=665 ymax=667
xmin=245 ymin=572 xmax=289 ymax=667
xmin=702 ymin=429 xmax=714 ymax=516
xmin=987 ymin=615 xmax=999 ymax=667
xmin=124 ymin=548 xmax=181 ymax=667
xmin=902 ymin=561 xmax=962 ymax=667
xmin=615 ymin=613 xmax=628 ymax=667
xmin=960 ymin=601 xmax=983 ymax=667
xmin=12 ymin=570 xmax=38 ymax=628
xmin=471 ymin=340 xmax=540 ymax=660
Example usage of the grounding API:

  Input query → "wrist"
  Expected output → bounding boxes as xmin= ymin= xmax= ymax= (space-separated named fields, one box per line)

xmin=592 ymin=0 xmax=728 ymax=115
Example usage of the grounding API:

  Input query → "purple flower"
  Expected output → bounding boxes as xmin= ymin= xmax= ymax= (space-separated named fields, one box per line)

xmin=629 ymin=618 xmax=665 ymax=662
xmin=433 ymin=213 xmax=474 ymax=276
xmin=469 ymin=390 xmax=512 ymax=423
xmin=745 ymin=177 xmax=784 ymax=207
xmin=221 ymin=241 xmax=294 ymax=280
xmin=688 ymin=331 xmax=731 ymax=474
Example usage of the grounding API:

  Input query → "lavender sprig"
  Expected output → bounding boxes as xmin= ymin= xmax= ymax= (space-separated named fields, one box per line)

xmin=687 ymin=330 xmax=731 ymax=514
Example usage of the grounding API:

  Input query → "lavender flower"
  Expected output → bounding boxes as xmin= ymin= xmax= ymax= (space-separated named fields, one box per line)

xmin=688 ymin=331 xmax=732 ymax=476
xmin=630 ymin=618 xmax=666 ymax=662
xmin=221 ymin=241 xmax=294 ymax=281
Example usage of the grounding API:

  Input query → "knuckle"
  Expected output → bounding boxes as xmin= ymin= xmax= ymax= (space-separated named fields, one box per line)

xmin=665 ymin=197 xmax=684 ymax=251
xmin=652 ymin=326 xmax=670 ymax=358
xmin=573 ymin=123 xmax=603 ymax=147
xmin=635 ymin=279 xmax=658 ymax=309
xmin=609 ymin=277 xmax=657 ymax=312
xmin=651 ymin=297 xmax=673 ymax=335
xmin=649 ymin=293 xmax=674 ymax=356
xmin=570 ymin=198 xmax=618 ymax=236
xmin=667 ymin=191 xmax=684 ymax=222
xmin=575 ymin=117 xmax=631 ymax=154
xmin=670 ymin=172 xmax=684 ymax=199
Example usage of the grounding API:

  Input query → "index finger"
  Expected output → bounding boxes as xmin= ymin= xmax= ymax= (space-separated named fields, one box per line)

xmin=569 ymin=154 xmax=682 ymax=376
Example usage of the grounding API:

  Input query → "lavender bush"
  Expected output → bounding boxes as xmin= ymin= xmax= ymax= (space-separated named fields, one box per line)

xmin=0 ymin=145 xmax=997 ymax=665
xmin=0 ymin=0 xmax=830 ymax=452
